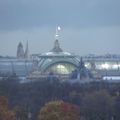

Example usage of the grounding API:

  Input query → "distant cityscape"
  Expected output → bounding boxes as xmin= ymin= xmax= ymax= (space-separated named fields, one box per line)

xmin=0 ymin=39 xmax=120 ymax=81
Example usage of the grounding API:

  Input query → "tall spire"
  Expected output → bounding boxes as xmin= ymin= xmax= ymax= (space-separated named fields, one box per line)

xmin=24 ymin=40 xmax=29 ymax=59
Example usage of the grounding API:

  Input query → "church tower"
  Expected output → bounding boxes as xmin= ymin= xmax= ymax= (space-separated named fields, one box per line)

xmin=17 ymin=42 xmax=24 ymax=59
xmin=24 ymin=40 xmax=29 ymax=59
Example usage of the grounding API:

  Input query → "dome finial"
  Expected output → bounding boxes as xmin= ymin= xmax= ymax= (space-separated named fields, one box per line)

xmin=50 ymin=26 xmax=63 ymax=52
xmin=51 ymin=39 xmax=63 ymax=53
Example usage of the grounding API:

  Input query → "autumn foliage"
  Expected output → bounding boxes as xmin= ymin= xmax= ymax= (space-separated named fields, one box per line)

xmin=0 ymin=96 xmax=15 ymax=120
xmin=38 ymin=101 xmax=80 ymax=120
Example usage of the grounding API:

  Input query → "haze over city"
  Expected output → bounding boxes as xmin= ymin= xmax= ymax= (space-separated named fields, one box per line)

xmin=0 ymin=0 xmax=120 ymax=56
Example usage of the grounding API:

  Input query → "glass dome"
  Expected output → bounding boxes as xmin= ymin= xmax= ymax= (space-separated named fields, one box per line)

xmin=37 ymin=40 xmax=79 ymax=75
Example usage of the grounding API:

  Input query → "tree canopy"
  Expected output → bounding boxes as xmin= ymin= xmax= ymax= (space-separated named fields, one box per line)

xmin=38 ymin=101 xmax=80 ymax=120
xmin=0 ymin=96 xmax=15 ymax=120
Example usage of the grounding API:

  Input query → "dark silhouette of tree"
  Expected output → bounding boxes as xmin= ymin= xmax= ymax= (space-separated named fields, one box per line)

xmin=81 ymin=90 xmax=114 ymax=120
xmin=114 ymin=95 xmax=120 ymax=120
xmin=14 ymin=106 xmax=29 ymax=120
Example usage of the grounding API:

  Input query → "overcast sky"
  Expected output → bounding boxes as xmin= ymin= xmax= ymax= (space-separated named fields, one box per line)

xmin=0 ymin=0 xmax=120 ymax=56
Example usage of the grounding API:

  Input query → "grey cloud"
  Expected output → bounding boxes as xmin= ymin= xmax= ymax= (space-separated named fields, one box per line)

xmin=0 ymin=0 xmax=120 ymax=56
xmin=0 ymin=26 xmax=120 ymax=56
xmin=0 ymin=0 xmax=120 ymax=31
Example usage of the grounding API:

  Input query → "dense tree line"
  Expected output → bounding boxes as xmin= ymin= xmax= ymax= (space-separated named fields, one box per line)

xmin=0 ymin=77 xmax=120 ymax=120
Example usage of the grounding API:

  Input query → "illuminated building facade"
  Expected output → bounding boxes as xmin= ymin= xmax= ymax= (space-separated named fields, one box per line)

xmin=0 ymin=27 xmax=120 ymax=78
xmin=36 ymin=39 xmax=79 ymax=75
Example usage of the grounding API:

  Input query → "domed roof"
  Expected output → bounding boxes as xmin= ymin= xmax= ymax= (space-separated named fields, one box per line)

xmin=43 ymin=51 xmax=72 ymax=56
xmin=41 ymin=40 xmax=74 ymax=57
